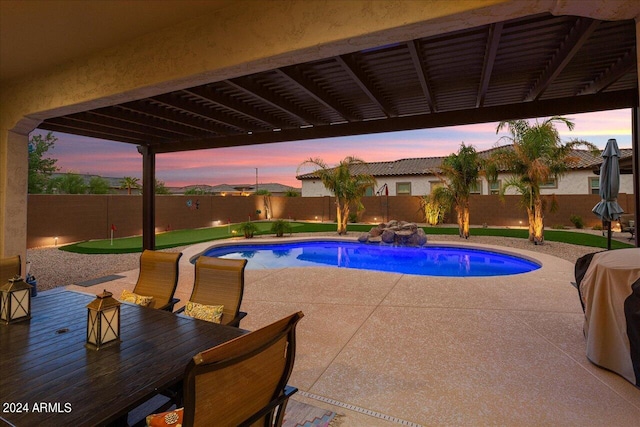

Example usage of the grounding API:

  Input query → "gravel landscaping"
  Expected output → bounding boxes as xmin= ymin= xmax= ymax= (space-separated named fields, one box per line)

xmin=25 ymin=232 xmax=606 ymax=292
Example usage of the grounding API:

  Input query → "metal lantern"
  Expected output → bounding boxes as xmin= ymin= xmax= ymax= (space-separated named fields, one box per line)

xmin=86 ymin=289 xmax=121 ymax=350
xmin=0 ymin=276 xmax=33 ymax=324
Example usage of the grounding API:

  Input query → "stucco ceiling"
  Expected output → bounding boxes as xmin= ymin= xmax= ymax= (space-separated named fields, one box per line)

xmin=0 ymin=0 xmax=235 ymax=81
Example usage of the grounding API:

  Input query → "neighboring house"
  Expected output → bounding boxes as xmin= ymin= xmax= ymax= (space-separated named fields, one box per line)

xmin=170 ymin=183 xmax=301 ymax=196
xmin=46 ymin=175 xmax=302 ymax=196
xmin=297 ymin=146 xmax=635 ymax=197
xmin=248 ymin=182 xmax=301 ymax=196
xmin=169 ymin=184 xmax=219 ymax=195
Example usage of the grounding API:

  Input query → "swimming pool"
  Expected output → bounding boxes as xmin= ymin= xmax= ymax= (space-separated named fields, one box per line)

xmin=200 ymin=240 xmax=540 ymax=277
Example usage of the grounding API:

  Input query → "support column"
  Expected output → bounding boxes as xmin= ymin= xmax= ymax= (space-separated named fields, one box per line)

xmin=138 ymin=145 xmax=156 ymax=250
xmin=0 ymin=130 xmax=29 ymax=262
xmin=633 ymin=107 xmax=639 ymax=247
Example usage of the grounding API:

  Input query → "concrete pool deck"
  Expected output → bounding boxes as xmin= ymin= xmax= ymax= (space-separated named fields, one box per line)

xmin=66 ymin=237 xmax=640 ymax=426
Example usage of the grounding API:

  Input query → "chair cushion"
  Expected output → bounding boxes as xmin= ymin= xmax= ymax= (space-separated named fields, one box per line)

xmin=184 ymin=301 xmax=224 ymax=323
xmin=146 ymin=407 xmax=183 ymax=426
xmin=120 ymin=289 xmax=153 ymax=307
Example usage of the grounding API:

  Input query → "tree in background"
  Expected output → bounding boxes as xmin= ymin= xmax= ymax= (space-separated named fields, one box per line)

xmin=184 ymin=187 xmax=208 ymax=195
xmin=48 ymin=173 xmax=87 ymax=194
xmin=155 ymin=179 xmax=171 ymax=195
xmin=120 ymin=176 xmax=140 ymax=195
xmin=487 ymin=116 xmax=598 ymax=244
xmin=284 ymin=189 xmax=301 ymax=197
xmin=88 ymin=176 xmax=111 ymax=194
xmin=298 ymin=156 xmax=376 ymax=235
xmin=433 ymin=143 xmax=480 ymax=238
xmin=133 ymin=179 xmax=171 ymax=195
xmin=28 ymin=132 xmax=59 ymax=193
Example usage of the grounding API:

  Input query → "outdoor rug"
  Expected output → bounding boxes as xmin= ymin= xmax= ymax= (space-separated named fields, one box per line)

xmin=283 ymin=399 xmax=338 ymax=427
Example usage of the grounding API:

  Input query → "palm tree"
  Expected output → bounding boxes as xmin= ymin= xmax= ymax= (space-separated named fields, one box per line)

xmin=433 ymin=143 xmax=480 ymax=238
xmin=120 ymin=176 xmax=140 ymax=195
xmin=488 ymin=116 xmax=597 ymax=244
xmin=298 ymin=156 xmax=376 ymax=235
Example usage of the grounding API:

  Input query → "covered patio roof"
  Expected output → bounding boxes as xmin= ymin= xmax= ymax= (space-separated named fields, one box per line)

xmin=37 ymin=13 xmax=637 ymax=152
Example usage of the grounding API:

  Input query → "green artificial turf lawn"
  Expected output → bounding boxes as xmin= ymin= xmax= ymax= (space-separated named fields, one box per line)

xmin=59 ymin=221 xmax=634 ymax=254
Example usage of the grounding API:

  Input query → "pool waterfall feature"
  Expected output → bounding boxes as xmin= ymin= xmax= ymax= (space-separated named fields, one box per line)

xmin=358 ymin=220 xmax=428 ymax=246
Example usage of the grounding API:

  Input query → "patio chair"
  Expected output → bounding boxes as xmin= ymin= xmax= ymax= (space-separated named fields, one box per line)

xmin=0 ymin=255 xmax=21 ymax=284
xmin=175 ymin=256 xmax=248 ymax=327
xmin=130 ymin=250 xmax=182 ymax=311
xmin=618 ymin=214 xmax=636 ymax=241
xmin=145 ymin=312 xmax=304 ymax=427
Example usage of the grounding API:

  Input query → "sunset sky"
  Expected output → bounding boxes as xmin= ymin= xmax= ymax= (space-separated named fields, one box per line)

xmin=31 ymin=108 xmax=633 ymax=188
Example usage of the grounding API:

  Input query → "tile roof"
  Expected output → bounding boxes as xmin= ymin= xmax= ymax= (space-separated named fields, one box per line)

xmin=296 ymin=146 xmax=633 ymax=179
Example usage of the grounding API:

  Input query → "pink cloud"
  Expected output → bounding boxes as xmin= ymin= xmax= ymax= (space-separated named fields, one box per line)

xmin=32 ymin=108 xmax=632 ymax=188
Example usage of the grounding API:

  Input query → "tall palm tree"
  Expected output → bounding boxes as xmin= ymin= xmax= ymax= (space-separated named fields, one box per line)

xmin=434 ymin=143 xmax=480 ymax=238
xmin=488 ymin=116 xmax=597 ymax=244
xmin=120 ymin=176 xmax=140 ymax=195
xmin=298 ymin=156 xmax=376 ymax=235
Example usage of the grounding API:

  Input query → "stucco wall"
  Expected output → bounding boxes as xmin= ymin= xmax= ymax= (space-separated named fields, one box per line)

xmin=302 ymin=171 xmax=637 ymax=197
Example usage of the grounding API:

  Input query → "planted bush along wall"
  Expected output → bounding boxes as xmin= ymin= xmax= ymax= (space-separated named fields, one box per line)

xmin=26 ymin=194 xmax=635 ymax=248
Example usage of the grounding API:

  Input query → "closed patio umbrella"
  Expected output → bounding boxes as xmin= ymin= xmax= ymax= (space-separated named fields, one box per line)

xmin=592 ymin=138 xmax=624 ymax=250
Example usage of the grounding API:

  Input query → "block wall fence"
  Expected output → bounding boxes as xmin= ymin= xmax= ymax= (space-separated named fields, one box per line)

xmin=26 ymin=193 xmax=636 ymax=248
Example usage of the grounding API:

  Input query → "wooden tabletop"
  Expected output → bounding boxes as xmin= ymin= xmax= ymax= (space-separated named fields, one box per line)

xmin=0 ymin=290 xmax=246 ymax=426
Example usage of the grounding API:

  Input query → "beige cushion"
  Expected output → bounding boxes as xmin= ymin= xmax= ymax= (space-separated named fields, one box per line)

xmin=184 ymin=301 xmax=223 ymax=323
xmin=121 ymin=289 xmax=153 ymax=307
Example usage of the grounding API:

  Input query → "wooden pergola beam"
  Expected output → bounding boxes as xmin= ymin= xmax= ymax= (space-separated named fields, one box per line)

xmin=120 ymin=101 xmax=222 ymax=135
xmin=477 ymin=22 xmax=503 ymax=108
xmin=224 ymin=78 xmax=324 ymax=126
xmin=335 ymin=54 xmax=397 ymax=118
xmin=275 ymin=66 xmax=358 ymax=122
xmin=152 ymin=89 xmax=638 ymax=153
xmin=525 ymin=18 xmax=600 ymax=102
xmin=151 ymin=93 xmax=246 ymax=134
xmin=578 ymin=47 xmax=637 ymax=95
xmin=184 ymin=85 xmax=290 ymax=130
xmin=407 ymin=40 xmax=437 ymax=113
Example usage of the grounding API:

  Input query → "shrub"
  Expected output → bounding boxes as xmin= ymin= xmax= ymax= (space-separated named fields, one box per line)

xmin=592 ymin=224 xmax=603 ymax=231
xmin=420 ymin=189 xmax=452 ymax=226
xmin=237 ymin=221 xmax=258 ymax=238
xmin=552 ymin=224 xmax=567 ymax=230
xmin=271 ymin=219 xmax=292 ymax=237
xmin=569 ymin=214 xmax=584 ymax=229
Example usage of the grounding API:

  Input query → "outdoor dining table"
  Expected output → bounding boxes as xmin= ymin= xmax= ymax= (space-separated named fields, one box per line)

xmin=578 ymin=248 xmax=640 ymax=387
xmin=0 ymin=289 xmax=246 ymax=426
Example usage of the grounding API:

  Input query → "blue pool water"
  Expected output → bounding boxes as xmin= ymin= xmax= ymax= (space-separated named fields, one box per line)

xmin=201 ymin=240 xmax=540 ymax=277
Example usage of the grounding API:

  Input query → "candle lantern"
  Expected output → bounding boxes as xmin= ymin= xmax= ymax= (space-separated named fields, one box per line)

xmin=0 ymin=276 xmax=33 ymax=324
xmin=86 ymin=289 xmax=121 ymax=350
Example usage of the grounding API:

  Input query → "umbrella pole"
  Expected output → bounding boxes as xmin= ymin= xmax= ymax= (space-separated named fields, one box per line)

xmin=607 ymin=221 xmax=612 ymax=250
